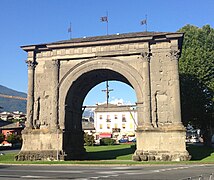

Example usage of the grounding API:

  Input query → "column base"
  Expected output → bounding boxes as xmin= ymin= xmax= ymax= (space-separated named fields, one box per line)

xmin=133 ymin=126 xmax=191 ymax=161
xmin=15 ymin=150 xmax=65 ymax=161
xmin=16 ymin=128 xmax=64 ymax=161
xmin=133 ymin=150 xmax=190 ymax=161
xmin=16 ymin=128 xmax=86 ymax=161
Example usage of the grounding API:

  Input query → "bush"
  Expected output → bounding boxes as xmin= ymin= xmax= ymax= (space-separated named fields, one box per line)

xmin=100 ymin=138 xmax=116 ymax=146
xmin=0 ymin=134 xmax=4 ymax=143
xmin=131 ymin=143 xmax=136 ymax=150
xmin=84 ymin=133 xmax=95 ymax=146
xmin=6 ymin=134 xmax=22 ymax=144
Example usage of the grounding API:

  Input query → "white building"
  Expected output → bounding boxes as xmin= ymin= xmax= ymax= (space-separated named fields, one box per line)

xmin=0 ymin=111 xmax=26 ymax=121
xmin=94 ymin=103 xmax=137 ymax=140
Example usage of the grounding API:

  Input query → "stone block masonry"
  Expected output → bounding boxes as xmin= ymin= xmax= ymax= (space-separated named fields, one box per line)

xmin=16 ymin=31 xmax=190 ymax=161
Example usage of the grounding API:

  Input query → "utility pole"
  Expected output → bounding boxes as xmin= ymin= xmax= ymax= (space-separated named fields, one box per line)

xmin=100 ymin=12 xmax=111 ymax=107
xmin=102 ymin=81 xmax=113 ymax=107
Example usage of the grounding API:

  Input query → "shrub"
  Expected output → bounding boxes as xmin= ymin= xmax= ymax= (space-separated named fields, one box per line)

xmin=84 ymin=133 xmax=95 ymax=146
xmin=131 ymin=143 xmax=136 ymax=150
xmin=100 ymin=138 xmax=116 ymax=146
xmin=0 ymin=134 xmax=4 ymax=143
xmin=6 ymin=134 xmax=22 ymax=144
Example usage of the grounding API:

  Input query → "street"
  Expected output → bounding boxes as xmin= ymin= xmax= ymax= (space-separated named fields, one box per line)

xmin=0 ymin=149 xmax=20 ymax=155
xmin=0 ymin=164 xmax=213 ymax=180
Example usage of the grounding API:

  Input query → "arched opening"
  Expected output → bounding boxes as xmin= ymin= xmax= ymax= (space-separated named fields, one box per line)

xmin=82 ymin=81 xmax=137 ymax=159
xmin=62 ymin=69 xmax=138 ymax=160
xmin=83 ymin=81 xmax=137 ymax=106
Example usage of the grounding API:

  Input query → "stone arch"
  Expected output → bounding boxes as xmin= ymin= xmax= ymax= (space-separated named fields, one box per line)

xmin=58 ymin=58 xmax=144 ymax=159
xmin=17 ymin=31 xmax=190 ymax=162
xmin=58 ymin=57 xmax=144 ymax=129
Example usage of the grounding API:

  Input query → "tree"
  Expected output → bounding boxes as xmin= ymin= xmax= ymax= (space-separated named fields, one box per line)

xmin=0 ymin=133 xmax=4 ymax=144
xmin=178 ymin=24 xmax=214 ymax=145
xmin=84 ymin=133 xmax=95 ymax=146
xmin=6 ymin=134 xmax=22 ymax=144
xmin=100 ymin=138 xmax=116 ymax=146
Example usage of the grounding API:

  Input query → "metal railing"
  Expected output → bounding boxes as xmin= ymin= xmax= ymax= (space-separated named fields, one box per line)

xmin=181 ymin=173 xmax=213 ymax=180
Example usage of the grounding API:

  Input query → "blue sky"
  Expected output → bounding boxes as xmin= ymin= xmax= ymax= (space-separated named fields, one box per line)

xmin=0 ymin=0 xmax=213 ymax=105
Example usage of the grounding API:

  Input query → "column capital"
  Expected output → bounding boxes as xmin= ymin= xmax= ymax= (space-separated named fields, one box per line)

xmin=141 ymin=51 xmax=151 ymax=62
xmin=168 ymin=49 xmax=180 ymax=60
xmin=26 ymin=60 xmax=37 ymax=69
xmin=51 ymin=59 xmax=60 ymax=67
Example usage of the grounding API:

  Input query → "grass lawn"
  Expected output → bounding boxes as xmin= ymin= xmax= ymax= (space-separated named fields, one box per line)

xmin=85 ymin=143 xmax=136 ymax=160
xmin=0 ymin=143 xmax=214 ymax=164
xmin=186 ymin=144 xmax=214 ymax=162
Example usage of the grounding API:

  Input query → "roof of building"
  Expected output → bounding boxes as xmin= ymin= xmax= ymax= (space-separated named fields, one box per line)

xmin=0 ymin=120 xmax=13 ymax=127
xmin=47 ymin=31 xmax=170 ymax=45
xmin=0 ymin=122 xmax=25 ymax=129
xmin=82 ymin=121 xmax=95 ymax=130
xmin=21 ymin=31 xmax=184 ymax=51
xmin=95 ymin=103 xmax=136 ymax=113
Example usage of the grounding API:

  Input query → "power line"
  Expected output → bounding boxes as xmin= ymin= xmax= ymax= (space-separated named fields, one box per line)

xmin=0 ymin=94 xmax=27 ymax=101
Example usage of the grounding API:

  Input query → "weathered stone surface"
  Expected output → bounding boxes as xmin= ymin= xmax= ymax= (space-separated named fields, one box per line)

xmin=140 ymin=155 xmax=148 ymax=161
xmin=18 ymin=31 xmax=189 ymax=161
xmin=162 ymin=154 xmax=171 ymax=161
xmin=16 ymin=150 xmax=65 ymax=161
xmin=132 ymin=155 xmax=141 ymax=161
xmin=133 ymin=150 xmax=190 ymax=162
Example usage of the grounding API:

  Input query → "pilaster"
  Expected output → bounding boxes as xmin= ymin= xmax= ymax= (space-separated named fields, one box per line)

xmin=138 ymin=51 xmax=152 ymax=129
xmin=51 ymin=59 xmax=59 ymax=129
xmin=25 ymin=58 xmax=37 ymax=129
xmin=169 ymin=50 xmax=182 ymax=125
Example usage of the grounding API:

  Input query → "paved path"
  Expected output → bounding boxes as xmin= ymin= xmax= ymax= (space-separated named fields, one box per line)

xmin=0 ymin=164 xmax=213 ymax=179
xmin=0 ymin=149 xmax=20 ymax=155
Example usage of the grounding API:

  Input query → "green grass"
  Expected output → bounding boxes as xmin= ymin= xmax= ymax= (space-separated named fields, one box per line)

xmin=186 ymin=144 xmax=214 ymax=162
xmin=85 ymin=144 xmax=136 ymax=160
xmin=0 ymin=143 xmax=214 ymax=164
xmin=0 ymin=153 xmax=15 ymax=162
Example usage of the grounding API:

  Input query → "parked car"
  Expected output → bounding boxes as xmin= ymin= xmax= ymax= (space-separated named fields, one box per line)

xmin=128 ymin=136 xmax=136 ymax=142
xmin=131 ymin=138 xmax=136 ymax=142
xmin=189 ymin=136 xmax=199 ymax=143
xmin=119 ymin=138 xmax=128 ymax=143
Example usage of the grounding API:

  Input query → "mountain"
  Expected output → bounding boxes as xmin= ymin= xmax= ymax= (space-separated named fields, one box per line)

xmin=82 ymin=109 xmax=94 ymax=118
xmin=0 ymin=85 xmax=27 ymax=113
xmin=0 ymin=84 xmax=95 ymax=116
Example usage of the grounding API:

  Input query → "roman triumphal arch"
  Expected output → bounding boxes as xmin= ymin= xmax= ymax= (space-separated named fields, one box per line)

xmin=16 ymin=32 xmax=190 ymax=161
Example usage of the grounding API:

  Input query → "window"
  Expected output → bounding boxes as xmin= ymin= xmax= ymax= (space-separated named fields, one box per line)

xmin=130 ymin=123 xmax=133 ymax=129
xmin=122 ymin=114 xmax=126 ymax=122
xmin=122 ymin=124 xmax=126 ymax=129
xmin=107 ymin=124 xmax=111 ymax=129
xmin=100 ymin=124 xmax=103 ymax=129
xmin=6 ymin=132 xmax=10 ymax=137
xmin=114 ymin=114 xmax=118 ymax=119
xmin=114 ymin=123 xmax=118 ymax=128
xmin=99 ymin=115 xmax=103 ymax=120
xmin=106 ymin=114 xmax=111 ymax=122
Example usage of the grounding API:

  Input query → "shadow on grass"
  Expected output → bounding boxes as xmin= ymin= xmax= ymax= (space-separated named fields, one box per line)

xmin=85 ymin=143 xmax=214 ymax=161
xmin=187 ymin=143 xmax=214 ymax=160
xmin=85 ymin=145 xmax=136 ymax=160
